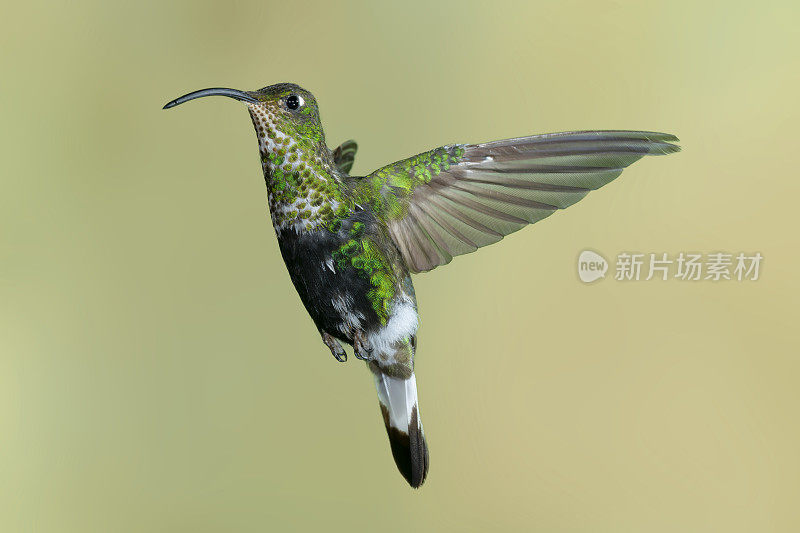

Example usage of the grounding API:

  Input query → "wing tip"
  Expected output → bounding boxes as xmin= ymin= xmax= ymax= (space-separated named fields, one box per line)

xmin=649 ymin=139 xmax=681 ymax=155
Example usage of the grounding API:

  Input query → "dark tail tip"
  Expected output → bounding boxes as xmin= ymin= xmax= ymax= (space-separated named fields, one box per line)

xmin=382 ymin=405 xmax=429 ymax=488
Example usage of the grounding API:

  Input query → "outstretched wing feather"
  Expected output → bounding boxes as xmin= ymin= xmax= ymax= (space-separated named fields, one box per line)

xmin=356 ymin=130 xmax=679 ymax=273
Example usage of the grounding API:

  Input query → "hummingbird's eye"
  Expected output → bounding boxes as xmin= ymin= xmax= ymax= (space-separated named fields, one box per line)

xmin=286 ymin=94 xmax=302 ymax=110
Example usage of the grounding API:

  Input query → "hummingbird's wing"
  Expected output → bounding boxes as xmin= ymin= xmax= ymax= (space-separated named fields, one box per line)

xmin=353 ymin=130 xmax=679 ymax=273
xmin=331 ymin=139 xmax=358 ymax=174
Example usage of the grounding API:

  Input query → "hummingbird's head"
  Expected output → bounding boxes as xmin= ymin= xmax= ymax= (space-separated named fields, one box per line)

xmin=163 ymin=82 xmax=329 ymax=162
xmin=245 ymin=83 xmax=328 ymax=159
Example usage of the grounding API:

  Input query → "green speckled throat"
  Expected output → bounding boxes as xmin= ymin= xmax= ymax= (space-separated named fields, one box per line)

xmin=246 ymin=83 xmax=350 ymax=234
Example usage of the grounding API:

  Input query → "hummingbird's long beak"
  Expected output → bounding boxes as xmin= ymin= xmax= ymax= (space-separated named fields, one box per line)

xmin=162 ymin=88 xmax=259 ymax=110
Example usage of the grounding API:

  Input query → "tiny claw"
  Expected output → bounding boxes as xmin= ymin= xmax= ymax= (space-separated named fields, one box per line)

xmin=322 ymin=332 xmax=347 ymax=363
xmin=353 ymin=329 xmax=372 ymax=361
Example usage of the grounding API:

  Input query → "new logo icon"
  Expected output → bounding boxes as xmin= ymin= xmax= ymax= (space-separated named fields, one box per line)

xmin=578 ymin=250 xmax=608 ymax=283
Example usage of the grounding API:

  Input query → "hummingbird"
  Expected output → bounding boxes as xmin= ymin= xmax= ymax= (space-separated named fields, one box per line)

xmin=163 ymin=83 xmax=679 ymax=488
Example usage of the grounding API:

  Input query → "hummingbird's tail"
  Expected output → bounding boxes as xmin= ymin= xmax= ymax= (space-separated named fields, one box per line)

xmin=370 ymin=364 xmax=429 ymax=488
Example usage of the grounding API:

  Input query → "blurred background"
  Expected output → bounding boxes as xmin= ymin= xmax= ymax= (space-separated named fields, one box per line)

xmin=1 ymin=1 xmax=798 ymax=531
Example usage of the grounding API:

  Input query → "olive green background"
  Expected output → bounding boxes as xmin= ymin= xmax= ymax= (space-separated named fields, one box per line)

xmin=1 ymin=1 xmax=798 ymax=531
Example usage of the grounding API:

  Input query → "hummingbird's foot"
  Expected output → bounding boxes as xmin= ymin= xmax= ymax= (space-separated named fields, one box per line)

xmin=353 ymin=329 xmax=373 ymax=361
xmin=322 ymin=332 xmax=347 ymax=362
